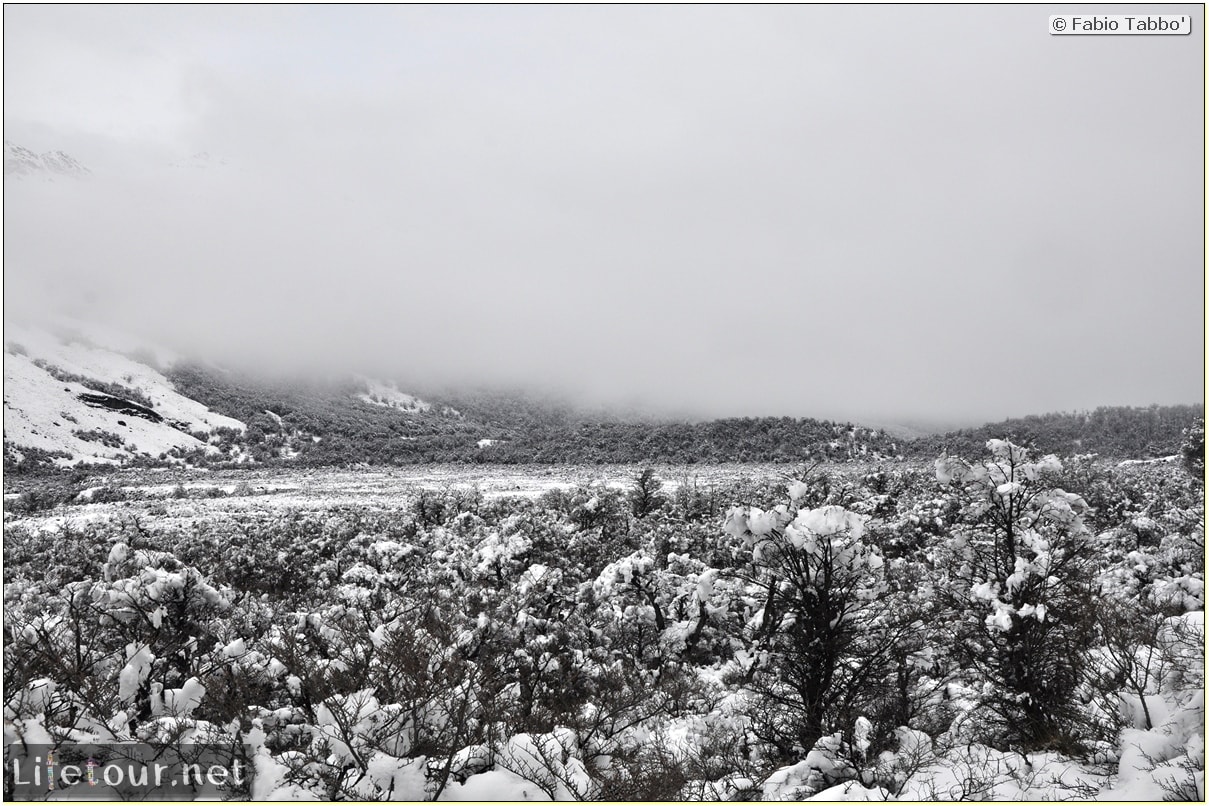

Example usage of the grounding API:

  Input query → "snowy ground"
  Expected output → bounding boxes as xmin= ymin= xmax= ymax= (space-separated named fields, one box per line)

xmin=4 ymin=458 xmax=1202 ymax=801
xmin=9 ymin=463 xmax=786 ymax=523
xmin=3 ymin=463 xmax=810 ymax=545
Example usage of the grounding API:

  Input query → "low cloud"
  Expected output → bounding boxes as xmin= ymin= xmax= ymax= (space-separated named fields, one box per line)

xmin=5 ymin=5 xmax=1204 ymax=423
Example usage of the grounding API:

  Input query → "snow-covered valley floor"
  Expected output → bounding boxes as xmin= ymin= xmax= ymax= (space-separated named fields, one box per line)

xmin=4 ymin=456 xmax=1204 ymax=801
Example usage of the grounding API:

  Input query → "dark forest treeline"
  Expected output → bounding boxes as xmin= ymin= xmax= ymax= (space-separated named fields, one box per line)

xmin=906 ymin=405 xmax=1204 ymax=461
xmin=167 ymin=362 xmax=898 ymax=465
xmin=473 ymin=418 xmax=898 ymax=464
xmin=7 ymin=362 xmax=1200 ymax=469
xmin=164 ymin=365 xmax=1207 ymax=465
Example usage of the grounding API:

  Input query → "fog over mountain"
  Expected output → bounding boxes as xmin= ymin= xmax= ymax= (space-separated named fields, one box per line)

xmin=4 ymin=5 xmax=1203 ymax=425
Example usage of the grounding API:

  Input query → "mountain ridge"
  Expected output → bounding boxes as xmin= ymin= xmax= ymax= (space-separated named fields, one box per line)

xmin=4 ymin=140 xmax=91 ymax=179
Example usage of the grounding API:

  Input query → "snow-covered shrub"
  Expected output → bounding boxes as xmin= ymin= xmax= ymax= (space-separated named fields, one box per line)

xmin=933 ymin=440 xmax=1100 ymax=752
xmin=723 ymin=495 xmax=918 ymax=766
xmin=5 ymin=458 xmax=1199 ymax=801
xmin=628 ymin=467 xmax=666 ymax=518
xmin=1181 ymin=417 xmax=1204 ymax=484
xmin=1101 ymin=612 xmax=1205 ymax=800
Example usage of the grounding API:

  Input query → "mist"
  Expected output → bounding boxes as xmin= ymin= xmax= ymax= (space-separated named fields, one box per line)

xmin=4 ymin=4 xmax=1204 ymax=425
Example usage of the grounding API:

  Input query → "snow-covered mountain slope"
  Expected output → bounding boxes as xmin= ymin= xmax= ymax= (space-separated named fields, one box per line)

xmin=4 ymin=141 xmax=90 ymax=179
xmin=354 ymin=375 xmax=461 ymax=417
xmin=356 ymin=376 xmax=431 ymax=412
xmin=168 ymin=151 xmax=230 ymax=171
xmin=3 ymin=321 xmax=245 ymax=466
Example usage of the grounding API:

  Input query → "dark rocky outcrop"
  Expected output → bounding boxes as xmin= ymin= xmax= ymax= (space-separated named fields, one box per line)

xmin=77 ymin=393 xmax=163 ymax=423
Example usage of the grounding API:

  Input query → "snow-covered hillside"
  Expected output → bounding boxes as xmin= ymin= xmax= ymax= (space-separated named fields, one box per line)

xmin=355 ymin=376 xmax=431 ymax=413
xmin=3 ymin=320 xmax=245 ymax=466
xmin=4 ymin=140 xmax=90 ymax=179
xmin=168 ymin=151 xmax=231 ymax=171
xmin=354 ymin=375 xmax=460 ymax=417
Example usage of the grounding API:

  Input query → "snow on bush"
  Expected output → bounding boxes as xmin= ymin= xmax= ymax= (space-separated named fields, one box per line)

xmin=3 ymin=461 xmax=1202 ymax=800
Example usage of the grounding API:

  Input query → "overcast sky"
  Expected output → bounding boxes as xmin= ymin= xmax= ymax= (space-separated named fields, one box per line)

xmin=4 ymin=4 xmax=1204 ymax=425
